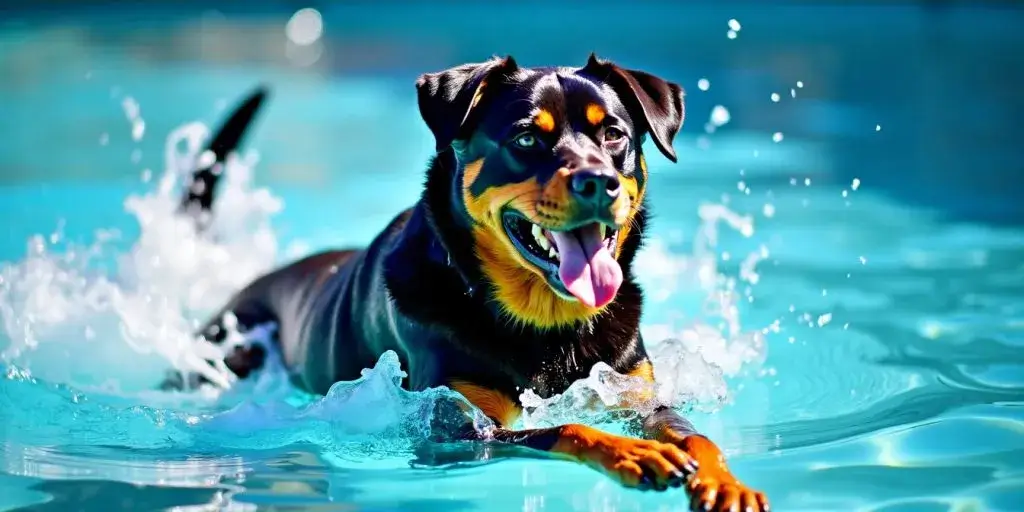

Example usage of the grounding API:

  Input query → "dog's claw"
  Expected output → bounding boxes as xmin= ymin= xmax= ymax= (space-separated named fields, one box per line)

xmin=686 ymin=474 xmax=769 ymax=512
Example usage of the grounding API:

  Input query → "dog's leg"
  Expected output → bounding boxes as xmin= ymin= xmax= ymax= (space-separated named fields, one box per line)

xmin=159 ymin=86 xmax=272 ymax=391
xmin=445 ymin=380 xmax=695 ymax=490
xmin=178 ymin=86 xmax=269 ymax=230
xmin=473 ymin=423 xmax=697 ymax=490
xmin=623 ymin=359 xmax=770 ymax=511
xmin=159 ymin=274 xmax=275 ymax=391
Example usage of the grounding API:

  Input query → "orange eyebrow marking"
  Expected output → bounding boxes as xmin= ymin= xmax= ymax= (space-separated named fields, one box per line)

xmin=585 ymin=104 xmax=606 ymax=125
xmin=534 ymin=109 xmax=555 ymax=132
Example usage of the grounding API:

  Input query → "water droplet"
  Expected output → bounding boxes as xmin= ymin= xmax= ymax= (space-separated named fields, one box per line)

xmin=796 ymin=81 xmax=804 ymax=88
xmin=770 ymin=92 xmax=781 ymax=102
xmin=727 ymin=30 xmax=738 ymax=39
xmin=790 ymin=88 xmax=797 ymax=98
xmin=842 ymin=190 xmax=848 ymax=198
xmin=710 ymin=105 xmax=731 ymax=126
xmin=728 ymin=19 xmax=742 ymax=31
xmin=816 ymin=313 xmax=832 ymax=327
xmin=772 ymin=132 xmax=784 ymax=143
xmin=132 ymin=119 xmax=146 ymax=141
xmin=859 ymin=256 xmax=867 ymax=265
xmin=875 ymin=124 xmax=882 ymax=132
xmin=697 ymin=78 xmax=710 ymax=91
xmin=851 ymin=178 xmax=861 ymax=190
xmin=804 ymin=178 xmax=812 ymax=186
xmin=286 ymin=8 xmax=324 ymax=46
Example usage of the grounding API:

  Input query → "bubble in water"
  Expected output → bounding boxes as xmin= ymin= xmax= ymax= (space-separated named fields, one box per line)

xmin=796 ymin=81 xmax=804 ymax=88
xmin=762 ymin=204 xmax=775 ymax=218
xmin=727 ymin=30 xmax=737 ymax=39
xmin=728 ymin=19 xmax=742 ymax=31
xmin=875 ymin=124 xmax=882 ymax=132
xmin=770 ymin=93 xmax=780 ymax=103
xmin=698 ymin=78 xmax=710 ymax=91
xmin=851 ymin=178 xmax=861 ymax=190
xmin=772 ymin=132 xmax=784 ymax=143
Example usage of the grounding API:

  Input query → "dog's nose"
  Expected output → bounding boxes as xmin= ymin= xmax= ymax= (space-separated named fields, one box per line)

xmin=569 ymin=169 xmax=620 ymax=207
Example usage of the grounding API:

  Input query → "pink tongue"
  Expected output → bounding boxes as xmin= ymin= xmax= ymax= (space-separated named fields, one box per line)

xmin=550 ymin=225 xmax=623 ymax=308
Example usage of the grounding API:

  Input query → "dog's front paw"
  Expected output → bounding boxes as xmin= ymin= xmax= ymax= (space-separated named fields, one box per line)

xmin=558 ymin=424 xmax=698 ymax=490
xmin=687 ymin=471 xmax=768 ymax=512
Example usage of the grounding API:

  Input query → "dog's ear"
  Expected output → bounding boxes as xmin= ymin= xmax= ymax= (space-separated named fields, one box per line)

xmin=582 ymin=54 xmax=684 ymax=162
xmin=416 ymin=56 xmax=518 ymax=152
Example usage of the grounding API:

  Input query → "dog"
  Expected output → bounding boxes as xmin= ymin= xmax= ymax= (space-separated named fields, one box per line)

xmin=169 ymin=55 xmax=769 ymax=512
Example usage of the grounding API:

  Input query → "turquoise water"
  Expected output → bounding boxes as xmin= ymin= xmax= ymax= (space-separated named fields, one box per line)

xmin=3 ymin=4 xmax=1024 ymax=511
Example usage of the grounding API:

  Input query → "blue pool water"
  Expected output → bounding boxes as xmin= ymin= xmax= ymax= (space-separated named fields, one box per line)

xmin=2 ymin=3 xmax=1024 ymax=511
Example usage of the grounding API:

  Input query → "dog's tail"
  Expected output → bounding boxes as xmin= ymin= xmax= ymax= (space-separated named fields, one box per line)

xmin=179 ymin=86 xmax=270 ymax=229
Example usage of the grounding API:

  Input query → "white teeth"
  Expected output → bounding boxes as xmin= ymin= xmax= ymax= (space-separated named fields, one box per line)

xmin=531 ymin=224 xmax=551 ymax=251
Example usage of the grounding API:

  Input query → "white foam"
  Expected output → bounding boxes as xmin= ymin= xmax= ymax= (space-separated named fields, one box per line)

xmin=0 ymin=119 xmax=281 ymax=392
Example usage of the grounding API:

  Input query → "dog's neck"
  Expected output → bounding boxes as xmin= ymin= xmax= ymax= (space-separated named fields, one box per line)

xmin=383 ymin=148 xmax=647 ymax=339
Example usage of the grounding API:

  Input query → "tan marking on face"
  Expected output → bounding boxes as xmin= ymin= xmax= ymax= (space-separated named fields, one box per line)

xmin=585 ymin=104 xmax=606 ymax=125
xmin=534 ymin=109 xmax=556 ymax=133
xmin=461 ymin=159 xmax=602 ymax=328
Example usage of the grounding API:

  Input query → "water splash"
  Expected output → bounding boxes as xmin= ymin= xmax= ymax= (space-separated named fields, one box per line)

xmin=0 ymin=108 xmax=768 ymax=455
xmin=0 ymin=121 xmax=280 ymax=391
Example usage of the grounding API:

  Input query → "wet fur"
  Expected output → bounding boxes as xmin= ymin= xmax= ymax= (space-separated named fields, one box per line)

xmin=171 ymin=56 xmax=768 ymax=511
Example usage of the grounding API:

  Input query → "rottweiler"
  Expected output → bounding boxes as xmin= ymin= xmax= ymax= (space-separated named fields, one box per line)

xmin=170 ymin=55 xmax=769 ymax=512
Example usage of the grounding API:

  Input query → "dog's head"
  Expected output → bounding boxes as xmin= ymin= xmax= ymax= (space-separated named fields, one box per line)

xmin=417 ymin=55 xmax=684 ymax=329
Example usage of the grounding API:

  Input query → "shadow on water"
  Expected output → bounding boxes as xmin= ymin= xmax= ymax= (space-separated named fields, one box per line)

xmin=5 ymin=444 xmax=483 ymax=511
xmin=13 ymin=479 xmax=225 ymax=512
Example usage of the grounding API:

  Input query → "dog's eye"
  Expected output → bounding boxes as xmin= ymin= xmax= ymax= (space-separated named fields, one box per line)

xmin=512 ymin=133 xmax=538 ymax=149
xmin=604 ymin=127 xmax=626 ymax=143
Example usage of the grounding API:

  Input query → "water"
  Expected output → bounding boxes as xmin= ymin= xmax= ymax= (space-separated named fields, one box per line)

xmin=2 ymin=4 xmax=1024 ymax=511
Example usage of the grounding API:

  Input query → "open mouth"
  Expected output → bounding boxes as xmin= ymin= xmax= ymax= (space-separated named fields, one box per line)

xmin=501 ymin=210 xmax=623 ymax=308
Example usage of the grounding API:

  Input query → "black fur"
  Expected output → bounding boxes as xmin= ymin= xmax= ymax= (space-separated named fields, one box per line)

xmin=172 ymin=57 xmax=684 ymax=400
xmin=165 ymin=57 xmax=770 ymax=511
xmin=178 ymin=86 xmax=269 ymax=229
